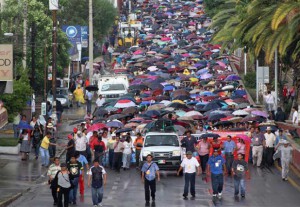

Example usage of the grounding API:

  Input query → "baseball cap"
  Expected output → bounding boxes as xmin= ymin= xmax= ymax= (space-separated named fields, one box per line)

xmin=266 ymin=126 xmax=272 ymax=130
xmin=186 ymin=151 xmax=193 ymax=155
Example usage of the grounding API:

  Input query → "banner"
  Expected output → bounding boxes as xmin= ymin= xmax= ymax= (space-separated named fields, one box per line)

xmin=0 ymin=44 xmax=13 ymax=81
xmin=81 ymin=26 xmax=88 ymax=48
xmin=62 ymin=25 xmax=81 ymax=60
xmin=49 ymin=0 xmax=59 ymax=10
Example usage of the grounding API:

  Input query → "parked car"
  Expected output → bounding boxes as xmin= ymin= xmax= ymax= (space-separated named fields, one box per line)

xmin=47 ymin=87 xmax=73 ymax=108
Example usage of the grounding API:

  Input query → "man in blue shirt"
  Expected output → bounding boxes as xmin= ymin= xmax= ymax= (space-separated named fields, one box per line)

xmin=223 ymin=135 xmax=236 ymax=175
xmin=207 ymin=149 xmax=226 ymax=198
xmin=141 ymin=154 xmax=160 ymax=206
xmin=76 ymin=152 xmax=89 ymax=196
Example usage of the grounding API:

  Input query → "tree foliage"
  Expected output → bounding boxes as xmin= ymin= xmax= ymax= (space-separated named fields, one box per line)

xmin=0 ymin=70 xmax=32 ymax=122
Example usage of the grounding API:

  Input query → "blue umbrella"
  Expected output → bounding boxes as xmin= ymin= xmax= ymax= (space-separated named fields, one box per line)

xmin=200 ymin=91 xmax=214 ymax=96
xmin=18 ymin=122 xmax=33 ymax=130
xmin=196 ymin=68 xmax=209 ymax=75
xmin=163 ymin=85 xmax=175 ymax=91
xmin=106 ymin=121 xmax=124 ymax=128
xmin=225 ymin=74 xmax=241 ymax=81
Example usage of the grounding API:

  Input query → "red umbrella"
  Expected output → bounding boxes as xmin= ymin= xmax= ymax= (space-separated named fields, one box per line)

xmin=203 ymin=51 xmax=213 ymax=56
xmin=87 ymin=123 xmax=108 ymax=132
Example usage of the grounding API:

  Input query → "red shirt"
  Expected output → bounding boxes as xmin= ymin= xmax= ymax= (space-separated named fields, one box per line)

xmin=90 ymin=138 xmax=106 ymax=151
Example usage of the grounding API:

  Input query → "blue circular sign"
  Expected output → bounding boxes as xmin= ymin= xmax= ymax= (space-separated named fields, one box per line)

xmin=66 ymin=26 xmax=77 ymax=38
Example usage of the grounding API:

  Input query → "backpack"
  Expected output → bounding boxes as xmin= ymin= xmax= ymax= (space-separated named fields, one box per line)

xmin=91 ymin=166 xmax=103 ymax=188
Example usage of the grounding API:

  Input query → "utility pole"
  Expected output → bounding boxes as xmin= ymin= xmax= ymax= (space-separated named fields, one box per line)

xmin=88 ymin=0 xmax=94 ymax=83
xmin=44 ymin=43 xmax=47 ymax=101
xmin=275 ymin=48 xmax=278 ymax=108
xmin=49 ymin=0 xmax=59 ymax=121
xmin=31 ymin=22 xmax=36 ymax=89
xmin=244 ymin=46 xmax=247 ymax=75
xmin=23 ymin=0 xmax=27 ymax=69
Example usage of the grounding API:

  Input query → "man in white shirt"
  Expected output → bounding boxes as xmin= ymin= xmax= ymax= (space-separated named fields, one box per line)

xmin=264 ymin=127 xmax=276 ymax=166
xmin=75 ymin=131 xmax=88 ymax=158
xmin=96 ymin=95 xmax=105 ymax=108
xmin=292 ymin=106 xmax=298 ymax=125
xmin=275 ymin=140 xmax=293 ymax=181
xmin=85 ymin=90 xmax=93 ymax=113
xmin=264 ymin=91 xmax=275 ymax=112
xmin=92 ymin=70 xmax=101 ymax=85
xmin=177 ymin=151 xmax=200 ymax=200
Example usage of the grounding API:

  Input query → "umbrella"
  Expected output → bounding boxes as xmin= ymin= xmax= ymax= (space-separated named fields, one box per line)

xmin=251 ymin=110 xmax=268 ymax=118
xmin=232 ymin=110 xmax=249 ymax=116
xmin=174 ymin=125 xmax=186 ymax=135
xmin=222 ymin=85 xmax=234 ymax=90
xmin=122 ymin=106 xmax=138 ymax=114
xmin=168 ymin=102 xmax=189 ymax=110
xmin=173 ymin=95 xmax=190 ymax=101
xmin=18 ymin=123 xmax=33 ymax=130
xmin=225 ymin=74 xmax=241 ymax=81
xmin=114 ymin=99 xmax=136 ymax=108
xmin=175 ymin=110 xmax=186 ymax=117
xmin=200 ymin=133 xmax=220 ymax=139
xmin=178 ymin=116 xmax=193 ymax=121
xmin=85 ymin=85 xmax=99 ymax=91
xmin=163 ymin=85 xmax=175 ymax=91
xmin=148 ymin=104 xmax=165 ymax=110
xmin=107 ymin=114 xmax=127 ymax=120
xmin=184 ymin=111 xmax=202 ymax=117
xmin=208 ymin=114 xmax=227 ymax=121
xmin=145 ymin=110 xmax=161 ymax=117
xmin=115 ymin=128 xmax=132 ymax=134
xmin=87 ymin=123 xmax=108 ymax=132
xmin=200 ymin=73 xmax=213 ymax=79
xmin=129 ymin=84 xmax=148 ymax=90
xmin=106 ymin=121 xmax=124 ymax=128
xmin=124 ymin=122 xmax=140 ymax=128
xmin=213 ymin=121 xmax=234 ymax=127
xmin=235 ymin=134 xmax=251 ymax=142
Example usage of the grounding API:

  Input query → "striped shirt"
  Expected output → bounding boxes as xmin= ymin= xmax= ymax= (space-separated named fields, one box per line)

xmin=47 ymin=164 xmax=61 ymax=179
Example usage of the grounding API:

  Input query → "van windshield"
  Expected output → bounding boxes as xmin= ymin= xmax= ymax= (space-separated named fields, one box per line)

xmin=144 ymin=135 xmax=179 ymax=147
xmin=101 ymin=84 xmax=125 ymax=91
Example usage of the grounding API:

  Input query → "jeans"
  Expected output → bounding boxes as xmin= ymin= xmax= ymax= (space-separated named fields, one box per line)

xmin=144 ymin=179 xmax=156 ymax=202
xmin=234 ymin=176 xmax=245 ymax=196
xmin=211 ymin=173 xmax=224 ymax=195
xmin=13 ymin=124 xmax=19 ymax=138
xmin=184 ymin=173 xmax=196 ymax=197
xmin=69 ymin=177 xmax=79 ymax=203
xmin=49 ymin=145 xmax=56 ymax=158
xmin=58 ymin=187 xmax=70 ymax=207
xmin=86 ymin=100 xmax=92 ymax=113
xmin=109 ymin=149 xmax=114 ymax=168
xmin=34 ymin=143 xmax=40 ymax=157
xmin=40 ymin=147 xmax=50 ymax=166
xmin=56 ymin=111 xmax=62 ymax=123
xmin=122 ymin=153 xmax=131 ymax=168
xmin=86 ymin=146 xmax=92 ymax=163
xmin=225 ymin=153 xmax=234 ymax=174
xmin=136 ymin=149 xmax=141 ymax=167
xmin=91 ymin=186 xmax=103 ymax=205
xmin=199 ymin=154 xmax=209 ymax=173
xmin=113 ymin=152 xmax=123 ymax=172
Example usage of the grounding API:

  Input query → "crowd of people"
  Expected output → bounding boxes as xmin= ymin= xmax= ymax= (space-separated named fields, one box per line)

xmin=10 ymin=0 xmax=298 ymax=206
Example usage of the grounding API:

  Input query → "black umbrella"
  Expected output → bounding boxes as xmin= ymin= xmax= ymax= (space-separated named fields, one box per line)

xmin=93 ymin=108 xmax=108 ymax=117
xmin=129 ymin=84 xmax=148 ymax=90
xmin=200 ymin=133 xmax=220 ymax=139
xmin=168 ymin=102 xmax=189 ymax=110
xmin=208 ymin=114 xmax=227 ymax=122
xmin=173 ymin=95 xmax=190 ymax=101
xmin=115 ymin=128 xmax=132 ymax=134
xmin=86 ymin=85 xmax=99 ymax=91
xmin=69 ymin=119 xmax=85 ymax=125
xmin=213 ymin=121 xmax=234 ymax=127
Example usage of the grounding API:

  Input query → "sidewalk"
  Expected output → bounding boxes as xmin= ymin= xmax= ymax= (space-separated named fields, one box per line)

xmin=0 ymin=122 xmax=70 ymax=207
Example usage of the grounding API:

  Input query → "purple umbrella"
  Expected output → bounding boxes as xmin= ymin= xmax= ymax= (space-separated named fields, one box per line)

xmin=200 ymin=73 xmax=213 ymax=80
xmin=225 ymin=74 xmax=241 ymax=81
xmin=196 ymin=68 xmax=209 ymax=75
xmin=251 ymin=110 xmax=268 ymax=118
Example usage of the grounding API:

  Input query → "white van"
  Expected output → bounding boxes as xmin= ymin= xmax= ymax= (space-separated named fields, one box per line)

xmin=97 ymin=75 xmax=129 ymax=99
xmin=140 ymin=132 xmax=183 ymax=172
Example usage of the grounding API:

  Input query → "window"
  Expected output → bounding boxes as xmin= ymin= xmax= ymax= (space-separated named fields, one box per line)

xmin=144 ymin=135 xmax=179 ymax=147
xmin=101 ymin=84 xmax=125 ymax=91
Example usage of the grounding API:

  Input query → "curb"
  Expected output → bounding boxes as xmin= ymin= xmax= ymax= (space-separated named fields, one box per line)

xmin=0 ymin=188 xmax=30 ymax=207
xmin=0 ymin=148 xmax=67 ymax=206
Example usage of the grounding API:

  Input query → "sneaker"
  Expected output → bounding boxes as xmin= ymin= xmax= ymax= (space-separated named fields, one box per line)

xmin=218 ymin=193 xmax=222 ymax=198
xmin=145 ymin=201 xmax=150 ymax=206
xmin=241 ymin=195 xmax=245 ymax=198
xmin=284 ymin=178 xmax=288 ymax=181
xmin=93 ymin=205 xmax=98 ymax=207
xmin=191 ymin=195 xmax=195 ymax=200
xmin=213 ymin=194 xmax=217 ymax=198
xmin=98 ymin=203 xmax=103 ymax=207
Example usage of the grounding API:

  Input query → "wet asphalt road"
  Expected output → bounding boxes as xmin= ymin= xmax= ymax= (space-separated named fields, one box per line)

xmin=7 ymin=161 xmax=300 ymax=207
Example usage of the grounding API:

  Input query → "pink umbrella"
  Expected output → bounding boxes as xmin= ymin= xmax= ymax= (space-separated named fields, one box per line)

xmin=133 ymin=50 xmax=143 ymax=55
xmin=114 ymin=100 xmax=136 ymax=108
xmin=217 ymin=61 xmax=227 ymax=68
xmin=161 ymin=37 xmax=171 ymax=41
xmin=182 ymin=53 xmax=190 ymax=57
xmin=235 ymin=134 xmax=251 ymax=143
xmin=251 ymin=110 xmax=268 ymax=118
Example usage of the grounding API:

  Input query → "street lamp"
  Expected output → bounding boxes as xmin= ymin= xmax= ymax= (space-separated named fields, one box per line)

xmin=76 ymin=43 xmax=82 ymax=73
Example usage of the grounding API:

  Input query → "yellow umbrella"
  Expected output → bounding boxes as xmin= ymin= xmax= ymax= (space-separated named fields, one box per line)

xmin=172 ymin=100 xmax=185 ymax=104
xmin=189 ymin=77 xmax=198 ymax=82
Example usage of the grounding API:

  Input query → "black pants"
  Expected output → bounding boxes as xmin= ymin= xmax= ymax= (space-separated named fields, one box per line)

xmin=184 ymin=173 xmax=196 ymax=197
xmin=109 ymin=149 xmax=114 ymax=168
xmin=225 ymin=153 xmax=234 ymax=175
xmin=113 ymin=152 xmax=122 ymax=172
xmin=265 ymin=147 xmax=275 ymax=166
xmin=51 ymin=182 xmax=58 ymax=203
xmin=57 ymin=187 xmax=70 ymax=207
xmin=144 ymin=179 xmax=156 ymax=202
xmin=199 ymin=154 xmax=209 ymax=173
xmin=136 ymin=149 xmax=141 ymax=167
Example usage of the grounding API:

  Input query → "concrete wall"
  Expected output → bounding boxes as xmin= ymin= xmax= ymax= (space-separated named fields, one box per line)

xmin=0 ymin=144 xmax=20 ymax=155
